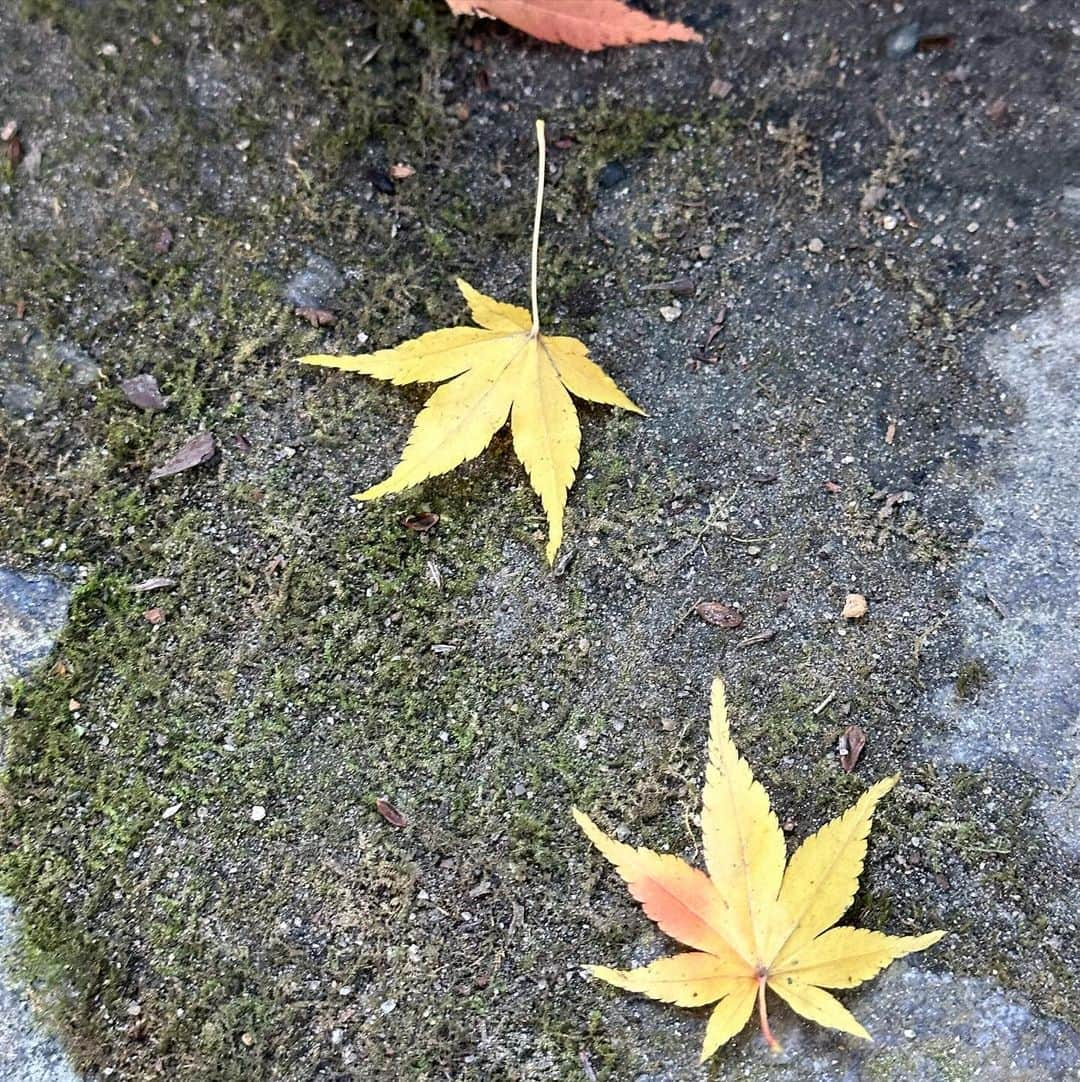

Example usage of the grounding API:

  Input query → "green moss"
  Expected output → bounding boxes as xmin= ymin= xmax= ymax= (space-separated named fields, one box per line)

xmin=955 ymin=658 xmax=991 ymax=702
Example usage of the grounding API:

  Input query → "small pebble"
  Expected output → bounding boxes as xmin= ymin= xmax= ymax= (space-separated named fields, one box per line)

xmin=250 ymin=804 xmax=266 ymax=822
xmin=966 ymin=221 xmax=979 ymax=233
xmin=597 ymin=162 xmax=627 ymax=189
xmin=882 ymin=215 xmax=898 ymax=231
xmin=842 ymin=593 xmax=869 ymax=620
xmin=883 ymin=21 xmax=921 ymax=60
xmin=369 ymin=168 xmax=395 ymax=195
xmin=808 ymin=237 xmax=824 ymax=253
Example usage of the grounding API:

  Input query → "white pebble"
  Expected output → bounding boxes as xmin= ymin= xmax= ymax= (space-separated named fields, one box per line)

xmin=251 ymin=805 xmax=266 ymax=822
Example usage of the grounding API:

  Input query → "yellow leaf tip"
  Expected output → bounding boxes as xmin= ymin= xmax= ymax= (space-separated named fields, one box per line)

xmin=879 ymin=773 xmax=901 ymax=795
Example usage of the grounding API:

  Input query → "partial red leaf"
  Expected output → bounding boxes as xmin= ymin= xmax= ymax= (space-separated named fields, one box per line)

xmin=445 ymin=0 xmax=702 ymax=52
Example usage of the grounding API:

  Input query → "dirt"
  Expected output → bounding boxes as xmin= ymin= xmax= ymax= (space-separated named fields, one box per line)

xmin=0 ymin=1 xmax=1078 ymax=1079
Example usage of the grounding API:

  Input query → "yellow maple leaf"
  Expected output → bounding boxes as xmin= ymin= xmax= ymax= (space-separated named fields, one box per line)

xmin=574 ymin=678 xmax=945 ymax=1060
xmin=300 ymin=119 xmax=642 ymax=563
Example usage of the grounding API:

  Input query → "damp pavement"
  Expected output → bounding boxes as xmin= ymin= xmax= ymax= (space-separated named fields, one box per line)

xmin=2 ymin=0 xmax=1080 ymax=1078
xmin=931 ymin=286 xmax=1080 ymax=855
xmin=4 ymin=284 xmax=1079 ymax=1074
xmin=0 ymin=569 xmax=77 ymax=1082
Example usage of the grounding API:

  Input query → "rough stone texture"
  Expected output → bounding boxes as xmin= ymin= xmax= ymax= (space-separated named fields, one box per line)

xmin=1 ymin=899 xmax=81 ymax=1082
xmin=0 ymin=568 xmax=75 ymax=1082
xmin=932 ymin=286 xmax=1080 ymax=854
xmin=615 ymin=964 xmax=1080 ymax=1080
xmin=0 ymin=569 xmax=71 ymax=689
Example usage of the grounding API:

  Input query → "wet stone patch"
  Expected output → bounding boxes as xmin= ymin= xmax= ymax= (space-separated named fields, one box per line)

xmin=619 ymin=964 xmax=1080 ymax=1081
xmin=0 ymin=568 xmax=72 ymax=690
xmin=0 ymin=567 xmax=76 ymax=1082
xmin=931 ymin=287 xmax=1080 ymax=853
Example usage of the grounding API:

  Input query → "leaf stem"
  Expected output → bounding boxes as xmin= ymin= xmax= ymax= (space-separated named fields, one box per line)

xmin=757 ymin=978 xmax=781 ymax=1054
xmin=529 ymin=118 xmax=545 ymax=336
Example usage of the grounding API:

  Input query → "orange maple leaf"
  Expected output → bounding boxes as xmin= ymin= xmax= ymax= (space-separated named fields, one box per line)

xmin=445 ymin=0 xmax=702 ymax=51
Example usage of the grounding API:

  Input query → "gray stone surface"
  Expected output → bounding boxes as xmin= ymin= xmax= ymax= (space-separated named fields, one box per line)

xmin=618 ymin=964 xmax=1080 ymax=1080
xmin=0 ymin=568 xmax=71 ymax=689
xmin=0 ymin=899 xmax=79 ymax=1082
xmin=931 ymin=287 xmax=1080 ymax=853
xmin=0 ymin=568 xmax=77 ymax=1082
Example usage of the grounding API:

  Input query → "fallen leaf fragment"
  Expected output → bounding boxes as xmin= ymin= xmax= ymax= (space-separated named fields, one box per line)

xmin=121 ymin=373 xmax=168 ymax=412
xmin=153 ymin=226 xmax=173 ymax=255
xmin=838 ymin=724 xmax=867 ymax=773
xmin=444 ymin=0 xmax=702 ymax=51
xmin=299 ymin=120 xmax=642 ymax=563
xmin=295 ymin=306 xmax=337 ymax=327
xmin=401 ymin=511 xmax=440 ymax=533
xmin=842 ymin=593 xmax=868 ymax=620
xmin=143 ymin=607 xmax=166 ymax=625
xmin=389 ymin=163 xmax=415 ymax=180
xmin=375 ymin=797 xmax=408 ymax=827
xmin=695 ymin=601 xmax=743 ymax=629
xmin=574 ymin=678 xmax=945 ymax=1060
xmin=877 ymin=490 xmax=913 ymax=521
xmin=131 ymin=576 xmax=176 ymax=593
xmin=148 ymin=431 xmax=216 ymax=481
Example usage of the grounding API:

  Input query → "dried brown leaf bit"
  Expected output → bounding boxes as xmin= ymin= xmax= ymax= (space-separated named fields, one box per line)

xmin=401 ymin=512 xmax=440 ymax=533
xmin=838 ymin=725 xmax=867 ymax=773
xmin=121 ymin=373 xmax=168 ymax=412
xmin=148 ymin=431 xmax=216 ymax=481
xmin=375 ymin=798 xmax=408 ymax=828
xmin=695 ymin=601 xmax=744 ymax=629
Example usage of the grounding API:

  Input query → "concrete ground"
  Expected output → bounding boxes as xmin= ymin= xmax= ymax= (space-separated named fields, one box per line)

xmin=1 ymin=1 xmax=1078 ymax=1079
